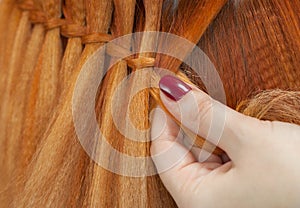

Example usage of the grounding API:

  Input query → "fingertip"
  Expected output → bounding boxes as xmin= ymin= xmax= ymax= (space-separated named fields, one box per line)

xmin=150 ymin=106 xmax=187 ymax=165
xmin=150 ymin=107 xmax=196 ymax=174
xmin=150 ymin=107 xmax=168 ymax=142
xmin=158 ymin=80 xmax=269 ymax=160
xmin=151 ymin=139 xmax=196 ymax=174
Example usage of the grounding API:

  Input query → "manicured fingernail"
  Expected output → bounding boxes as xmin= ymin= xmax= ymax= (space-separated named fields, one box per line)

xmin=159 ymin=75 xmax=192 ymax=101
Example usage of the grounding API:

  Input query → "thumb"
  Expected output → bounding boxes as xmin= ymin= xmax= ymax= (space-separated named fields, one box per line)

xmin=158 ymin=75 xmax=269 ymax=159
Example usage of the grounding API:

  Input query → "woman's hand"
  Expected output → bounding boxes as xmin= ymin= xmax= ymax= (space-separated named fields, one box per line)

xmin=150 ymin=75 xmax=300 ymax=208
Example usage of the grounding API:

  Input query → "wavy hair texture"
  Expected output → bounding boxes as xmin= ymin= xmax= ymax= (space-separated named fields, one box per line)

xmin=0 ymin=0 xmax=299 ymax=207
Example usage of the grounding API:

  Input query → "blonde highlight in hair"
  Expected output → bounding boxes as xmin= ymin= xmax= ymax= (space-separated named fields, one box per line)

xmin=237 ymin=90 xmax=300 ymax=125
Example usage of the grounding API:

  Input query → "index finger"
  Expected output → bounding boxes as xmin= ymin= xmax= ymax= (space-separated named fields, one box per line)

xmin=150 ymin=107 xmax=222 ymax=198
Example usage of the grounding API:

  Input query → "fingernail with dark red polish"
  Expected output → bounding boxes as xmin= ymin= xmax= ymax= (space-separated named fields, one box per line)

xmin=159 ymin=75 xmax=192 ymax=101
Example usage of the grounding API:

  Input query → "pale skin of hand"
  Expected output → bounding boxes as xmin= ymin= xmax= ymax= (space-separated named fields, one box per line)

xmin=150 ymin=86 xmax=300 ymax=208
